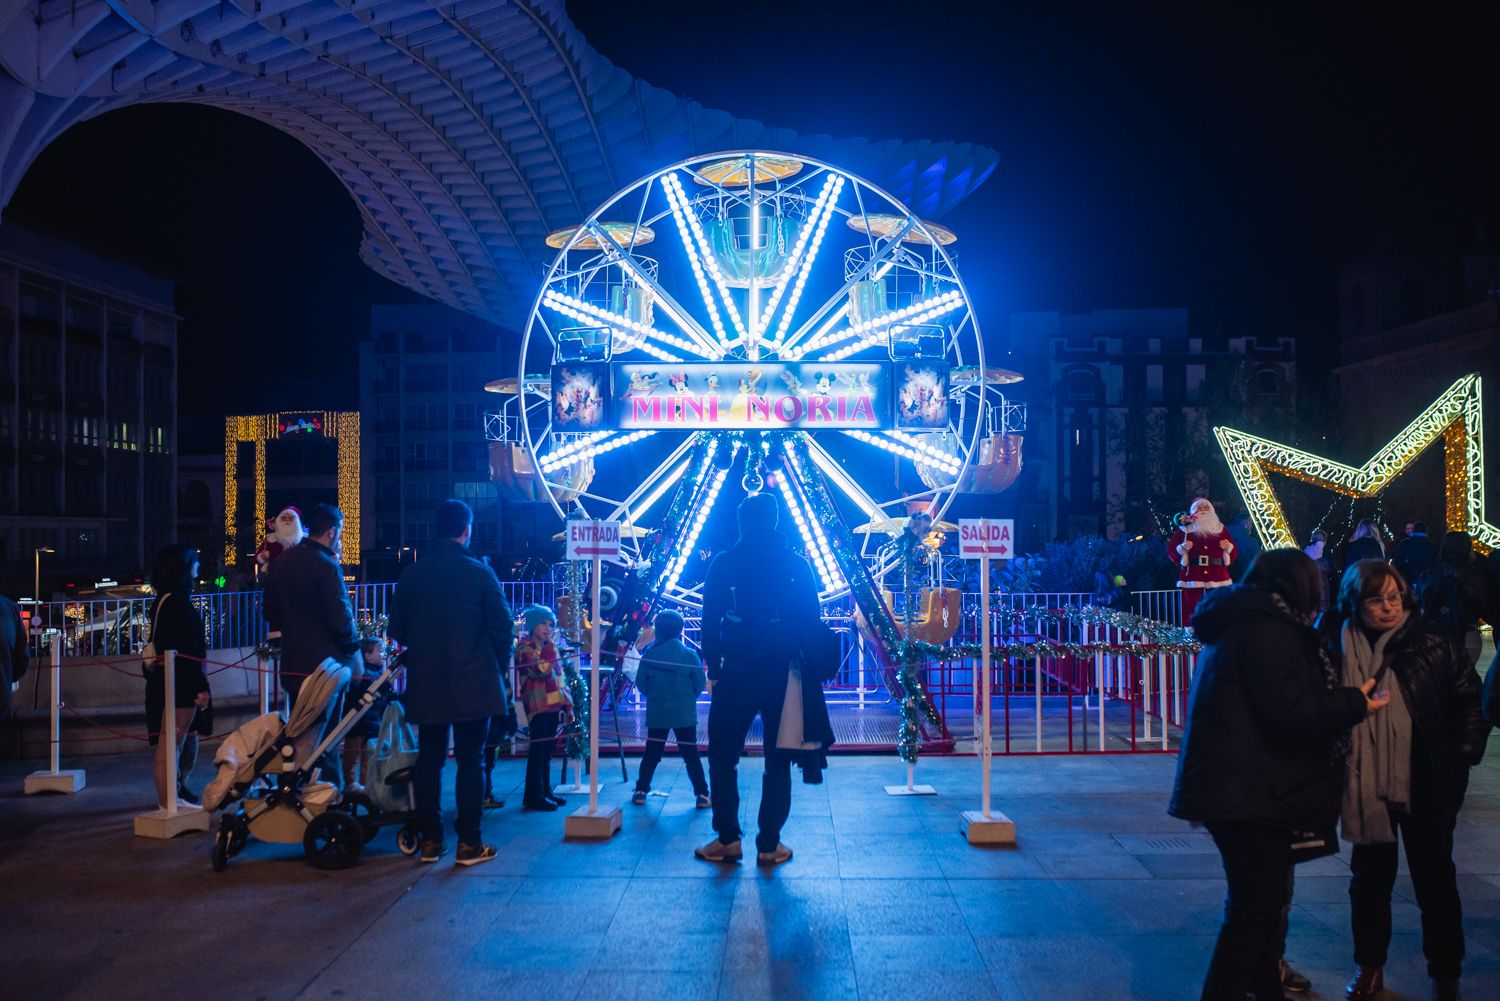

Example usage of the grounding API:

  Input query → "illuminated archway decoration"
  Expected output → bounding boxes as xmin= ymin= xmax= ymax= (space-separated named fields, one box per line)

xmin=1214 ymin=374 xmax=1496 ymax=554
xmin=224 ymin=412 xmax=361 ymax=566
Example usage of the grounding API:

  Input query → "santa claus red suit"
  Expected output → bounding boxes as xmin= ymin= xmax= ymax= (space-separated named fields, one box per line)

xmin=256 ymin=507 xmax=306 ymax=570
xmin=1168 ymin=498 xmax=1236 ymax=626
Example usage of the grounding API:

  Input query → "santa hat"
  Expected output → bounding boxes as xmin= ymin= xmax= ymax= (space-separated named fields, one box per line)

xmin=278 ymin=506 xmax=302 ymax=519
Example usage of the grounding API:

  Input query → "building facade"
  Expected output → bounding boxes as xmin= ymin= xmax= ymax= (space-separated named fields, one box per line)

xmin=359 ymin=304 xmax=534 ymax=576
xmin=0 ymin=224 xmax=176 ymax=597
xmin=1008 ymin=309 xmax=1296 ymax=543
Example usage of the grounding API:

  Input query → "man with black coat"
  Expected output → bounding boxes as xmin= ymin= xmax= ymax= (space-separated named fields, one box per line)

xmin=695 ymin=491 xmax=833 ymax=867
xmin=1392 ymin=521 xmax=1436 ymax=586
xmin=389 ymin=499 xmax=514 ymax=867
xmin=263 ymin=503 xmax=360 ymax=709
xmin=1170 ymin=550 xmax=1386 ymax=1001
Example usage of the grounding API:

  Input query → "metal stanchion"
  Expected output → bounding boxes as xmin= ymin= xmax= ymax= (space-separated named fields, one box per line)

xmin=135 ymin=649 xmax=211 ymax=838
xmin=24 ymin=637 xmax=85 ymax=794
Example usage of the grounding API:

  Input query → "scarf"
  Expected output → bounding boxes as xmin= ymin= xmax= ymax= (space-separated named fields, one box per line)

xmin=1340 ymin=612 xmax=1411 ymax=844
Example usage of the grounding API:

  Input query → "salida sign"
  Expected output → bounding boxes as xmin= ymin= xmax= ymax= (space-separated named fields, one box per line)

xmin=959 ymin=519 xmax=1014 ymax=559
xmin=564 ymin=520 xmax=621 ymax=560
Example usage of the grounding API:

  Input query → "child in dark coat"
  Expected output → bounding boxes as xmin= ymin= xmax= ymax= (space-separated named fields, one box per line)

xmin=631 ymin=610 xmax=710 ymax=808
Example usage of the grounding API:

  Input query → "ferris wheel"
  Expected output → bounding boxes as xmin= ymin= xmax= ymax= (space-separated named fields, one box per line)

xmin=488 ymin=151 xmax=1022 ymax=611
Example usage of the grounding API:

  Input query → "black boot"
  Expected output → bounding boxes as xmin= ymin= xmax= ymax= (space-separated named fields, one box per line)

xmin=1433 ymin=978 xmax=1461 ymax=1001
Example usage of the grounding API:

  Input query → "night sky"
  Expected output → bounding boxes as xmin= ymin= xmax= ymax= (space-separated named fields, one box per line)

xmin=6 ymin=2 xmax=1496 ymax=452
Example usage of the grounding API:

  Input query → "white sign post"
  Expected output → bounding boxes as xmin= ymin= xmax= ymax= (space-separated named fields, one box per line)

xmin=563 ymin=520 xmax=624 ymax=840
xmin=24 ymin=636 xmax=86 ymax=795
xmin=958 ymin=519 xmax=1017 ymax=845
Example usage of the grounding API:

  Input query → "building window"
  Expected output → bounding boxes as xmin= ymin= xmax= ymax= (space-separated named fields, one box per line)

xmin=453 ymin=441 xmax=488 ymax=473
xmin=404 ymin=364 xmax=446 ymax=393
xmin=1146 ymin=365 xmax=1163 ymax=403
xmin=110 ymin=422 xmax=137 ymax=451
xmin=22 ymin=409 xmax=59 ymax=442
xmin=1186 ymin=364 xmax=1206 ymax=402
xmin=20 ymin=467 xmax=58 ymax=508
xmin=403 ymin=403 xmax=445 ymax=431
xmin=453 ymin=402 xmax=482 ymax=429
xmin=19 ymin=335 xmax=59 ymax=381
xmin=70 ymin=416 xmax=101 ymax=446
xmin=147 ymin=426 xmax=168 ymax=454
xmin=404 ymin=442 xmax=447 ymax=471
xmin=1063 ymin=367 xmax=1100 ymax=402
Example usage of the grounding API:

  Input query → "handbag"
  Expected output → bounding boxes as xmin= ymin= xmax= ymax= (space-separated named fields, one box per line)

xmin=1288 ymin=826 xmax=1340 ymax=864
xmin=366 ymin=701 xmax=420 ymax=812
xmin=140 ymin=593 xmax=170 ymax=674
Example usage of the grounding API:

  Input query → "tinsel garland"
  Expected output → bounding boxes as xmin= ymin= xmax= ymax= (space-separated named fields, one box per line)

xmin=784 ymin=437 xmax=941 ymax=763
xmin=560 ymin=522 xmax=591 ymax=764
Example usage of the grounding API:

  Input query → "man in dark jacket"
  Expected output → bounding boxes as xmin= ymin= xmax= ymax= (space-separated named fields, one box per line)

xmin=263 ymin=503 xmax=359 ymax=707
xmin=1171 ymin=555 xmax=1383 ymax=1001
xmin=1392 ymin=521 xmax=1435 ymax=586
xmin=0 ymin=595 xmax=28 ymax=717
xmin=695 ymin=492 xmax=829 ymax=867
xmin=389 ymin=499 xmax=513 ymax=867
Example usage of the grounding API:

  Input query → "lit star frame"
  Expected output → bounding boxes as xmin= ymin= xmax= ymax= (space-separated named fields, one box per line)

xmin=1214 ymin=373 xmax=1497 ymax=554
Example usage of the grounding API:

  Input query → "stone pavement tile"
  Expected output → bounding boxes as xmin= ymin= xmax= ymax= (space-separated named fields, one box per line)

xmin=635 ymin=833 xmax=761 ymax=878
xmin=983 ymin=933 xmax=1212 ymax=1001
xmin=715 ymin=964 xmax=860 ymax=1001
xmin=949 ymin=878 xmax=1073 ymax=937
xmin=576 ymin=969 xmax=720 ymax=1001
xmin=855 ymin=968 xmax=1009 ymax=1001
xmin=841 ymin=878 xmax=968 ymax=936
xmin=1034 ymin=851 xmax=1154 ymax=880
xmin=1454 ymin=849 xmax=1500 ymax=875
xmin=1131 ymin=852 xmax=1226 ymax=878
xmin=933 ymin=845 xmax=1052 ymax=880
xmin=296 ymin=963 xmax=589 ymax=1001
xmin=837 ymin=850 xmax=944 ymax=879
xmin=1297 ymin=899 xmax=1424 ymax=937
xmin=1048 ymin=877 xmax=1224 ymax=937
xmin=609 ymin=876 xmax=740 ymax=931
xmin=595 ymin=927 xmax=726 ymax=971
xmin=470 ymin=930 xmax=606 ymax=970
xmin=849 ymin=933 xmax=986 ymax=973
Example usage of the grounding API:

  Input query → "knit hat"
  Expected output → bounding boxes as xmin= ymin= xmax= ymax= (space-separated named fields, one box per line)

xmin=737 ymin=491 xmax=779 ymax=535
xmin=654 ymin=609 xmax=684 ymax=640
xmin=522 ymin=604 xmax=556 ymax=633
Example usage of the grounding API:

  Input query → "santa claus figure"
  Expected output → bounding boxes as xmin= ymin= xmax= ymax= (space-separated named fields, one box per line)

xmin=255 ymin=506 xmax=306 ymax=570
xmin=1169 ymin=497 xmax=1236 ymax=626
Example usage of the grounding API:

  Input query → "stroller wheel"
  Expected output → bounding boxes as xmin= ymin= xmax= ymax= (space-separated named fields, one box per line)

xmin=304 ymin=811 xmax=364 ymax=870
xmin=211 ymin=830 xmax=231 ymax=872
xmin=395 ymin=822 xmax=421 ymax=857
xmin=338 ymin=789 xmax=381 ymax=844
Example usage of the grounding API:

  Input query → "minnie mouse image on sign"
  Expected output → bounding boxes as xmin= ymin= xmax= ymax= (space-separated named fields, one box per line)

xmin=1168 ymin=497 xmax=1235 ymax=626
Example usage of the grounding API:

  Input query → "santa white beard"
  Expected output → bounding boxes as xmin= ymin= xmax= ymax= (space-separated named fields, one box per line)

xmin=1188 ymin=506 xmax=1224 ymax=536
xmin=273 ymin=516 xmax=306 ymax=548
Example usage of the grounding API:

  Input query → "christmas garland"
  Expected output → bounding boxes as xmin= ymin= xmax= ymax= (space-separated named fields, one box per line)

xmin=559 ymin=519 xmax=591 ymax=764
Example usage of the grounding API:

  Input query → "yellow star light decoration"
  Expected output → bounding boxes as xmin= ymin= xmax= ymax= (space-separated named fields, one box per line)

xmin=1214 ymin=373 xmax=1497 ymax=554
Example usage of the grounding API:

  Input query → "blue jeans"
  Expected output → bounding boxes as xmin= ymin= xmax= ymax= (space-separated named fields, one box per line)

xmin=415 ymin=718 xmax=487 ymax=846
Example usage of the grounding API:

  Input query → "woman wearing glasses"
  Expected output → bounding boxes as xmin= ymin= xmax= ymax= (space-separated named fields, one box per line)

xmin=1320 ymin=560 xmax=1488 ymax=1001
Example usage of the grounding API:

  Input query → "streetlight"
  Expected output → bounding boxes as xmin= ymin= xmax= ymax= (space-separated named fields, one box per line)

xmin=34 ymin=547 xmax=56 ymax=604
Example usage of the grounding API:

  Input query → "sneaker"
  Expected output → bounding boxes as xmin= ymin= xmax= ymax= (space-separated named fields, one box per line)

xmin=631 ymin=790 xmax=647 ymax=806
xmin=483 ymin=795 xmax=505 ymax=810
xmin=756 ymin=843 xmax=793 ymax=867
xmin=175 ymin=784 xmax=200 ymax=806
xmin=1281 ymin=959 xmax=1311 ymax=993
xmin=455 ymin=843 xmax=497 ymax=867
xmin=546 ymin=793 xmax=567 ymax=806
xmin=419 ymin=840 xmax=446 ymax=864
xmin=1345 ymin=966 xmax=1384 ymax=1000
xmin=694 ymin=838 xmax=743 ymax=863
xmin=695 ymin=793 xmax=711 ymax=810
xmin=522 ymin=799 xmax=558 ymax=812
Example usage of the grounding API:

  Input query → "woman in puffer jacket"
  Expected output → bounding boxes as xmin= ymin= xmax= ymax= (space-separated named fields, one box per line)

xmin=1171 ymin=548 xmax=1385 ymax=1001
xmin=1320 ymin=560 xmax=1488 ymax=1001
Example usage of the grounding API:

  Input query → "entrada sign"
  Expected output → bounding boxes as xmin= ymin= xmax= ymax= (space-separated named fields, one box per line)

xmin=550 ymin=361 xmax=948 ymax=432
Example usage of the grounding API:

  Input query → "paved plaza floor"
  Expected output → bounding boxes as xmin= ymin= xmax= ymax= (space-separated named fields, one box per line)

xmin=6 ymin=740 xmax=1500 ymax=1000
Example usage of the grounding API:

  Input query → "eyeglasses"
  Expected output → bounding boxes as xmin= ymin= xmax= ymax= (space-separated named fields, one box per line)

xmin=1361 ymin=594 xmax=1404 ymax=610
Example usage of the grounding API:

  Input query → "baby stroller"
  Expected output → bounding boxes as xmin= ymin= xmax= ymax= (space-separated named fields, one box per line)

xmin=204 ymin=653 xmax=416 ymax=871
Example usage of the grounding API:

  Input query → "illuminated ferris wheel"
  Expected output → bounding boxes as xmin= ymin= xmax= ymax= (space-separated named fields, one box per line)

xmin=488 ymin=151 xmax=1022 ymax=609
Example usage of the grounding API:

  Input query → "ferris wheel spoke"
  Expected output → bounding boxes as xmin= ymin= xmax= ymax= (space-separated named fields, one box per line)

xmin=776 ymin=463 xmax=844 ymax=595
xmin=661 ymin=446 xmax=733 ymax=592
xmin=539 ymin=430 xmax=658 ymax=474
xmin=602 ymin=433 xmax=701 ymax=528
xmin=661 ymin=171 xmax=747 ymax=350
xmin=780 ymin=252 xmax=903 ymax=359
xmin=839 ymin=430 xmax=964 ymax=478
xmin=582 ymin=220 xmax=723 ymax=358
xmin=761 ymin=173 xmax=845 ymax=353
xmin=796 ymin=289 xmax=966 ymax=362
xmin=795 ymin=437 xmax=896 ymax=532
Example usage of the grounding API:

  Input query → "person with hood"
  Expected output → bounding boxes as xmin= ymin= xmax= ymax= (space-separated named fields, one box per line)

xmin=630 ymin=608 xmax=710 ymax=809
xmin=1170 ymin=549 xmax=1386 ymax=1001
xmin=1321 ymin=560 xmax=1487 ymax=1001
xmin=389 ymin=499 xmax=514 ymax=866
xmin=144 ymin=544 xmax=212 ymax=808
xmin=695 ymin=491 xmax=832 ymax=867
xmin=1413 ymin=530 xmax=1488 ymax=668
